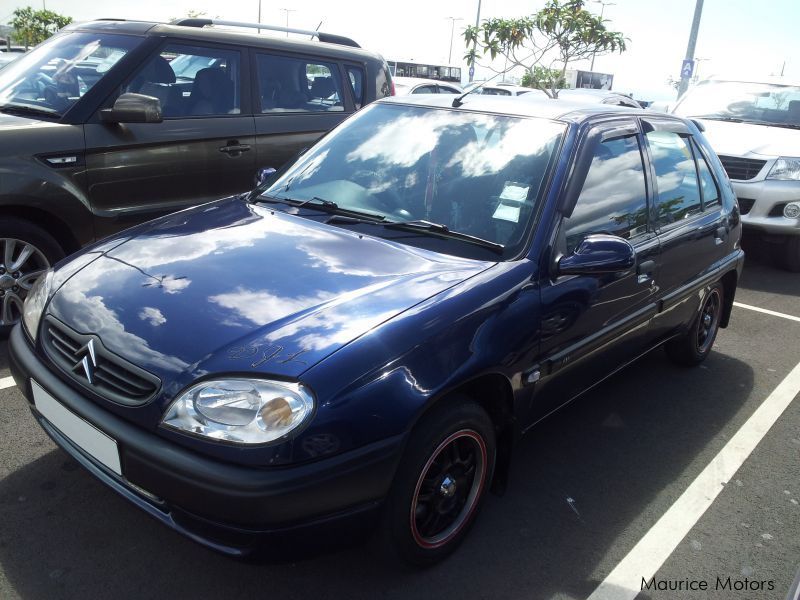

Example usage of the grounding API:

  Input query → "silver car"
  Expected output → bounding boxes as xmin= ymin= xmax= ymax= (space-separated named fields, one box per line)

xmin=672 ymin=77 xmax=800 ymax=271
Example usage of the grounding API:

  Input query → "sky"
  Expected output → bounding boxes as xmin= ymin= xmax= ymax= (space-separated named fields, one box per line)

xmin=3 ymin=0 xmax=798 ymax=101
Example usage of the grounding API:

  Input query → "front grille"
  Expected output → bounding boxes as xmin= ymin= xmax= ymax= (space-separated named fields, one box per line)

xmin=718 ymin=155 xmax=767 ymax=181
xmin=43 ymin=317 xmax=160 ymax=406
xmin=737 ymin=198 xmax=755 ymax=215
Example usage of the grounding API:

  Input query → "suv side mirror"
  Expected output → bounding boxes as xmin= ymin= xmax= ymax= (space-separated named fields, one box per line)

xmin=100 ymin=93 xmax=163 ymax=124
xmin=558 ymin=234 xmax=636 ymax=276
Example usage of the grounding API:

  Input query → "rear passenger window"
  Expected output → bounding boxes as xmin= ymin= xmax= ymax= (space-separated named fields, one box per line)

xmin=121 ymin=44 xmax=241 ymax=117
xmin=692 ymin=141 xmax=721 ymax=208
xmin=564 ymin=134 xmax=648 ymax=253
xmin=646 ymin=131 xmax=701 ymax=225
xmin=256 ymin=54 xmax=344 ymax=113
xmin=412 ymin=85 xmax=438 ymax=94
xmin=347 ymin=66 xmax=365 ymax=109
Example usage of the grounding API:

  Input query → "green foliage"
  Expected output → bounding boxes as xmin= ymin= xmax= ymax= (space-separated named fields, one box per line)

xmin=11 ymin=6 xmax=72 ymax=49
xmin=465 ymin=0 xmax=627 ymax=98
xmin=522 ymin=66 xmax=567 ymax=90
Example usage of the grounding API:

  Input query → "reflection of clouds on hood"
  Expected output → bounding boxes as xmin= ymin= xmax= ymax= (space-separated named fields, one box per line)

xmin=56 ymin=282 xmax=189 ymax=373
xmin=139 ymin=306 xmax=166 ymax=326
xmin=209 ymin=287 xmax=336 ymax=328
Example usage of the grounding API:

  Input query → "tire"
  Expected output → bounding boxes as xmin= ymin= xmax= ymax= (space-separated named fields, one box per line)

xmin=665 ymin=281 xmax=724 ymax=367
xmin=0 ymin=218 xmax=64 ymax=336
xmin=781 ymin=237 xmax=800 ymax=272
xmin=383 ymin=396 xmax=496 ymax=566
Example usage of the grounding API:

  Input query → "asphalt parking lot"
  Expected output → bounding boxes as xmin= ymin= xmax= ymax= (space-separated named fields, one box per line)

xmin=0 ymin=251 xmax=798 ymax=600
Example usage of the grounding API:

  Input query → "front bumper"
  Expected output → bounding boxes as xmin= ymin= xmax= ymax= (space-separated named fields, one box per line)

xmin=9 ymin=324 xmax=404 ymax=557
xmin=733 ymin=179 xmax=800 ymax=236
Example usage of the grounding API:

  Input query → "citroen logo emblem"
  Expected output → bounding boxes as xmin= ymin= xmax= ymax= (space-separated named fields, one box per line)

xmin=78 ymin=339 xmax=98 ymax=384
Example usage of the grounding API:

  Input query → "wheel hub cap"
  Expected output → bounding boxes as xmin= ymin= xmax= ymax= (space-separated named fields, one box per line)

xmin=0 ymin=238 xmax=50 ymax=327
xmin=439 ymin=475 xmax=457 ymax=498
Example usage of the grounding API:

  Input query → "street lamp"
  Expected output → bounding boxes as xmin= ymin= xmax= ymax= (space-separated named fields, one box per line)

xmin=446 ymin=17 xmax=463 ymax=65
xmin=590 ymin=0 xmax=615 ymax=72
xmin=279 ymin=8 xmax=297 ymax=36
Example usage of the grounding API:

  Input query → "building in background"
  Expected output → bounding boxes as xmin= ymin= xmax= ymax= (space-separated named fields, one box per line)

xmin=389 ymin=60 xmax=461 ymax=83
xmin=564 ymin=69 xmax=614 ymax=90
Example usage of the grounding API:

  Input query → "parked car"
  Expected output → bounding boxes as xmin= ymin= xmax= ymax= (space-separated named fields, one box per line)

xmin=10 ymin=94 xmax=743 ymax=566
xmin=476 ymin=83 xmax=533 ymax=96
xmin=0 ymin=17 xmax=392 ymax=332
xmin=392 ymin=76 xmax=461 ymax=95
xmin=672 ymin=77 xmax=800 ymax=270
xmin=542 ymin=88 xmax=643 ymax=108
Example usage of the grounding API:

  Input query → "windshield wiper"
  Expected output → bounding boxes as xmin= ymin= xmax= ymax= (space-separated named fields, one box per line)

xmin=255 ymin=194 xmax=386 ymax=222
xmin=0 ymin=104 xmax=60 ymax=119
xmin=695 ymin=115 xmax=800 ymax=130
xmin=383 ymin=219 xmax=504 ymax=254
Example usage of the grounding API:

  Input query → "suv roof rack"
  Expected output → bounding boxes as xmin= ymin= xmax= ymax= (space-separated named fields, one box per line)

xmin=171 ymin=19 xmax=361 ymax=48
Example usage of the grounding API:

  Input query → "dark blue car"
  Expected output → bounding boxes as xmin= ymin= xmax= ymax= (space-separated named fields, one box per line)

xmin=10 ymin=94 xmax=744 ymax=565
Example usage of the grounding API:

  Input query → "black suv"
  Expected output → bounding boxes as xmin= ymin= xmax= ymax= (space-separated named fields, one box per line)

xmin=0 ymin=18 xmax=392 ymax=331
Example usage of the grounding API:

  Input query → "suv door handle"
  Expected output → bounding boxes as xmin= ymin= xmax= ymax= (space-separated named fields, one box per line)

xmin=637 ymin=259 xmax=655 ymax=284
xmin=715 ymin=226 xmax=727 ymax=245
xmin=219 ymin=141 xmax=251 ymax=155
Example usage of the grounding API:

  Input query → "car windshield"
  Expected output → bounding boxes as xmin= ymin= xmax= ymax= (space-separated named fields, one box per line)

xmin=674 ymin=80 xmax=800 ymax=127
xmin=0 ymin=32 xmax=141 ymax=118
xmin=263 ymin=103 xmax=564 ymax=256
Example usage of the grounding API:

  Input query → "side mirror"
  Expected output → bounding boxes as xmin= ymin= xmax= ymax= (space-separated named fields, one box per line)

xmin=558 ymin=234 xmax=636 ymax=276
xmin=100 ymin=93 xmax=162 ymax=124
xmin=255 ymin=167 xmax=277 ymax=187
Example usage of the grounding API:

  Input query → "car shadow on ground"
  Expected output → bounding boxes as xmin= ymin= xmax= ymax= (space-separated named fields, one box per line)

xmin=0 ymin=349 xmax=754 ymax=600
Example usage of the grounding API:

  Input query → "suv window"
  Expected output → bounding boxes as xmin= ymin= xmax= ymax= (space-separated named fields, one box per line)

xmin=347 ymin=66 xmax=365 ymax=109
xmin=647 ymin=131 xmax=701 ymax=226
xmin=121 ymin=43 xmax=241 ymax=117
xmin=692 ymin=140 xmax=721 ymax=209
xmin=257 ymin=54 xmax=344 ymax=113
xmin=564 ymin=134 xmax=648 ymax=252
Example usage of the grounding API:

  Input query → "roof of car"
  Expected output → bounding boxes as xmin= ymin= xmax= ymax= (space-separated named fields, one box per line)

xmin=377 ymin=93 xmax=662 ymax=123
xmin=65 ymin=19 xmax=386 ymax=62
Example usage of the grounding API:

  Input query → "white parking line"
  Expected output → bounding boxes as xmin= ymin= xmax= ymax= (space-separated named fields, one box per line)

xmin=734 ymin=301 xmax=800 ymax=323
xmin=587 ymin=358 xmax=800 ymax=600
xmin=0 ymin=376 xmax=16 ymax=390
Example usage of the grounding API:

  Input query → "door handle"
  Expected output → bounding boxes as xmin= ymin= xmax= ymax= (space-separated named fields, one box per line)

xmin=637 ymin=259 xmax=655 ymax=284
xmin=219 ymin=141 xmax=251 ymax=155
xmin=715 ymin=226 xmax=727 ymax=245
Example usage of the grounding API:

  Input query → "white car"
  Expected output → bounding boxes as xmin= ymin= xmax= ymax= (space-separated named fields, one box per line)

xmin=672 ymin=77 xmax=800 ymax=271
xmin=392 ymin=76 xmax=462 ymax=95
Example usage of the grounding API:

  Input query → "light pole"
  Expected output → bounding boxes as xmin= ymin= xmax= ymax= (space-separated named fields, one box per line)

xmin=590 ymin=0 xmax=615 ymax=72
xmin=279 ymin=8 xmax=297 ymax=36
xmin=678 ymin=0 xmax=705 ymax=98
xmin=468 ymin=0 xmax=482 ymax=83
xmin=446 ymin=17 xmax=463 ymax=65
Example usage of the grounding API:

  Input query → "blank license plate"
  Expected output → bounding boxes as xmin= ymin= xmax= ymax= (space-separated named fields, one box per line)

xmin=31 ymin=379 xmax=122 ymax=475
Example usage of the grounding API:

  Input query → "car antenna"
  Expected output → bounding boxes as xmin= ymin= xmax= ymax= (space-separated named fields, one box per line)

xmin=451 ymin=68 xmax=512 ymax=108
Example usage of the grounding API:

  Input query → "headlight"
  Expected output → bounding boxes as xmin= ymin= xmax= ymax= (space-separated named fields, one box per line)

xmin=767 ymin=157 xmax=800 ymax=180
xmin=162 ymin=378 xmax=315 ymax=445
xmin=22 ymin=268 xmax=54 ymax=342
xmin=785 ymin=202 xmax=800 ymax=219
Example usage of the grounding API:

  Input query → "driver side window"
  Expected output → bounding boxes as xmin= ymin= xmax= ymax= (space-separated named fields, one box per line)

xmin=114 ymin=43 xmax=241 ymax=118
xmin=564 ymin=133 xmax=649 ymax=253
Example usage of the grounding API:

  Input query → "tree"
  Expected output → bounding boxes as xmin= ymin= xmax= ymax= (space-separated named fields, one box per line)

xmin=11 ymin=6 xmax=72 ymax=49
xmin=464 ymin=0 xmax=626 ymax=98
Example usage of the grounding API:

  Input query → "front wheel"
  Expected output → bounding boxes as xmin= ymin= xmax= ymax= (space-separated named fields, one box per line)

xmin=383 ymin=397 xmax=496 ymax=566
xmin=665 ymin=282 xmax=724 ymax=367
xmin=0 ymin=218 xmax=64 ymax=335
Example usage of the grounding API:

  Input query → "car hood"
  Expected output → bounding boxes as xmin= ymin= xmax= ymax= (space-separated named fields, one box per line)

xmin=695 ymin=119 xmax=800 ymax=157
xmin=0 ymin=112 xmax=83 ymax=156
xmin=47 ymin=198 xmax=493 ymax=390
